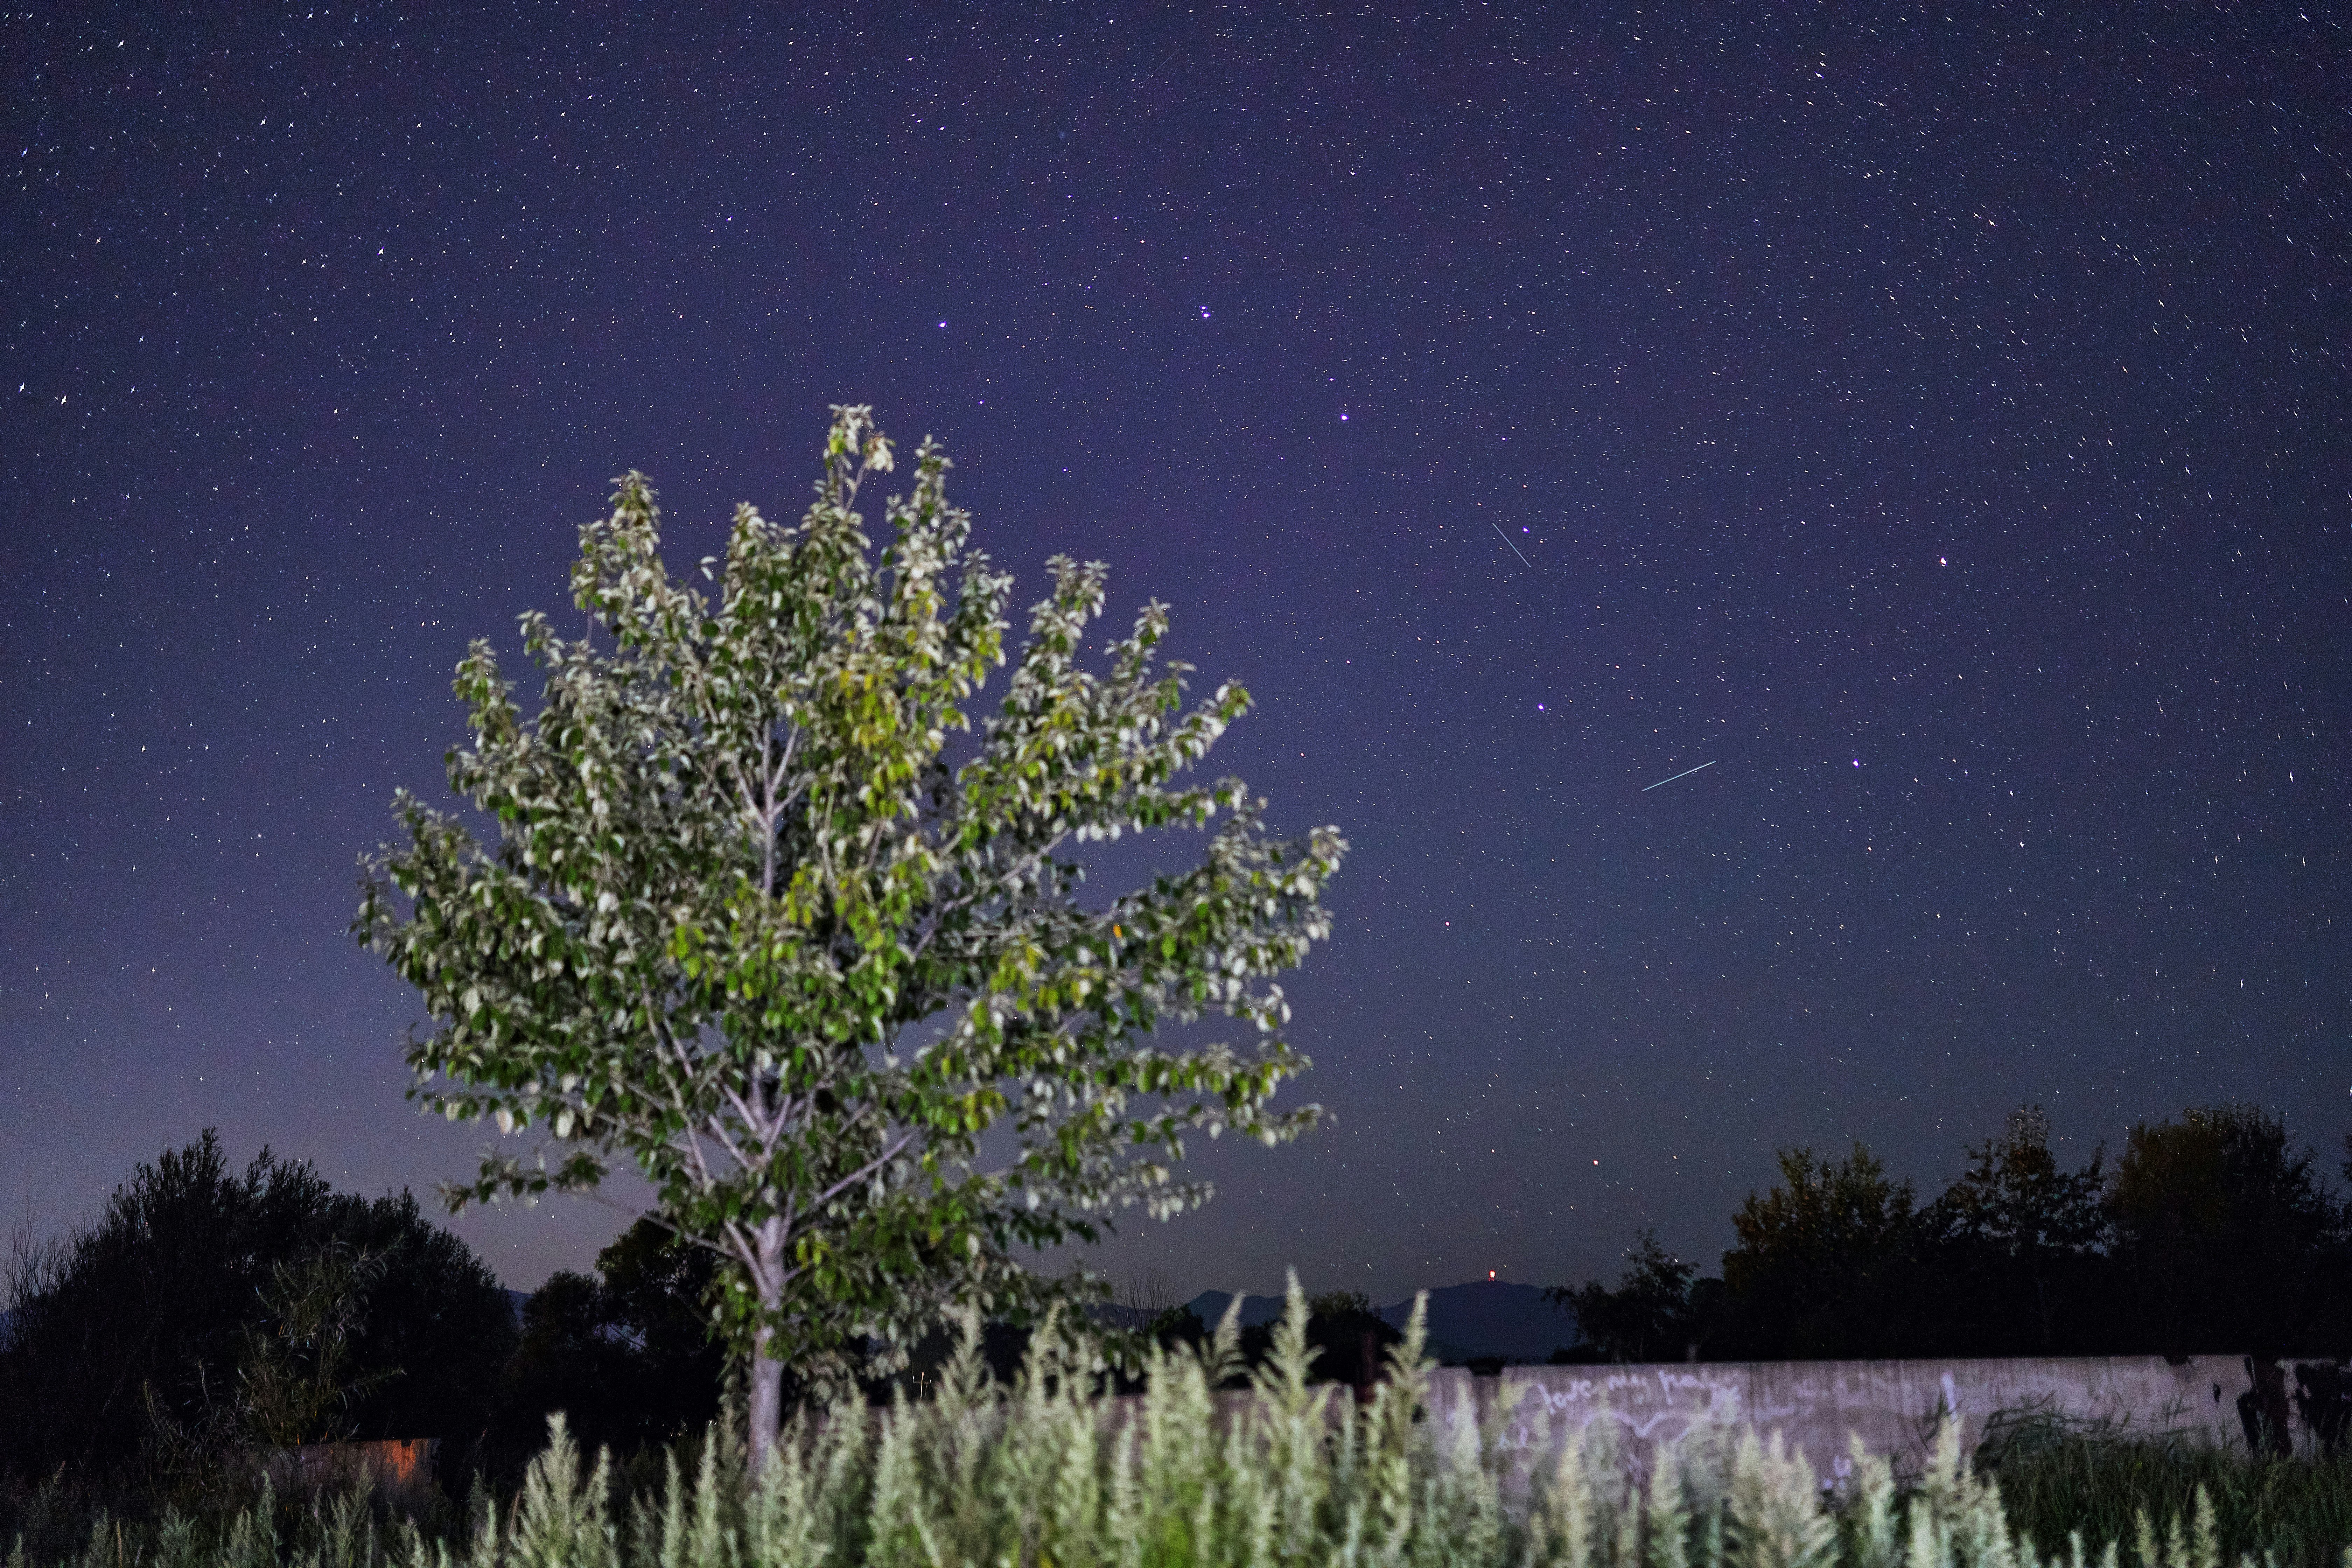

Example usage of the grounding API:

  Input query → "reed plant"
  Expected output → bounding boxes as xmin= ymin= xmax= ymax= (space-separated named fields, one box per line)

xmin=9 ymin=1278 xmax=2346 ymax=1568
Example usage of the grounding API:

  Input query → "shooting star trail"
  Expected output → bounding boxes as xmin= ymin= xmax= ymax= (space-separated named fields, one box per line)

xmin=1641 ymin=761 xmax=1716 ymax=792
xmin=1490 ymin=522 xmax=1532 ymax=568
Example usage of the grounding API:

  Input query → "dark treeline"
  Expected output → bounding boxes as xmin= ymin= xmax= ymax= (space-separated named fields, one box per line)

xmin=3 ymin=1129 xmax=1384 ymax=1529
xmin=0 ymin=1132 xmax=722 ymax=1527
xmin=1554 ymin=1104 xmax=2352 ymax=1364
xmin=11 ymin=1103 xmax=2346 ymax=1532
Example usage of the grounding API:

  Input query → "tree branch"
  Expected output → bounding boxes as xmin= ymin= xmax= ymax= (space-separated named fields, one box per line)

xmin=796 ymin=1128 xmax=919 ymax=1222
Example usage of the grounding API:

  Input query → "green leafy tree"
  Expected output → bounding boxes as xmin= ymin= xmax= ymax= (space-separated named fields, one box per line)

xmin=357 ymin=407 xmax=1345 ymax=1469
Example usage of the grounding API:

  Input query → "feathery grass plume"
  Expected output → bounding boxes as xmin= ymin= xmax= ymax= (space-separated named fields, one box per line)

xmin=1132 ymin=1291 xmax=1242 ymax=1566
xmin=1248 ymin=1272 xmax=1336 ymax=1563
xmin=630 ymin=1438 xmax=730 ymax=1568
xmin=506 ymin=1415 xmax=616 ymax=1568
xmin=1914 ymin=1414 xmax=2017 ymax=1568
xmin=1727 ymin=1428 xmax=1839 ymax=1568
xmin=1101 ymin=1416 xmax=1141 ymax=1568
xmin=222 ymin=1475 xmax=277 ymax=1568
xmin=1587 ymin=1397 xmax=1634 ymax=1567
xmin=1353 ymin=1288 xmax=1432 ymax=1564
xmin=1037 ymin=1326 xmax=1107 ymax=1568
xmin=318 ymin=1490 xmax=378 ymax=1568
xmin=1426 ymin=1381 xmax=1508 ymax=1568
xmin=153 ymin=1511 xmax=201 ymax=1568
xmin=1534 ymin=1422 xmax=1598 ymax=1568
xmin=1645 ymin=1438 xmax=1694 ymax=1568
xmin=862 ymin=1385 xmax=927 ymax=1568
xmin=806 ymin=1385 xmax=876 ymax=1567
xmin=1837 ymin=1440 xmax=1899 ymax=1568
xmin=910 ymin=1310 xmax=999 ymax=1561
xmin=735 ymin=1414 xmax=820 ymax=1568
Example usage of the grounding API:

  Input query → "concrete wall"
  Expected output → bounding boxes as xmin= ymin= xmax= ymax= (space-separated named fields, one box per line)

xmin=1419 ymin=1355 xmax=2327 ymax=1486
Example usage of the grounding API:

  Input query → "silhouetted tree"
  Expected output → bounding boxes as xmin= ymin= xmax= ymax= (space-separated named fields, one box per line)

xmin=499 ymin=1271 xmax=637 ymax=1462
xmin=2108 ymin=1104 xmax=2345 ymax=1357
xmin=1560 ymin=1104 xmax=2346 ymax=1365
xmin=498 ymin=1217 xmax=723 ymax=1463
xmin=596 ymin=1216 xmax=727 ymax=1420
xmin=1231 ymin=1289 xmax=1402 ymax=1388
xmin=1919 ymin=1106 xmax=2109 ymax=1355
xmin=0 ymin=1132 xmax=512 ymax=1485
xmin=1302 ymin=1290 xmax=1404 ymax=1389
xmin=234 ymin=1241 xmax=401 ymax=1448
xmin=331 ymin=1188 xmax=519 ymax=1448
xmin=1715 ymin=1143 xmax=1925 ymax=1359
xmin=1548 ymin=1230 xmax=1703 ymax=1363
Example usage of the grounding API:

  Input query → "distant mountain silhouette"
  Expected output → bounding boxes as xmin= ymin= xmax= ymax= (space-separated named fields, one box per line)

xmin=1185 ymin=1280 xmax=1578 ymax=1365
xmin=1377 ymin=1280 xmax=1580 ymax=1364
xmin=1183 ymin=1291 xmax=1290 ymax=1331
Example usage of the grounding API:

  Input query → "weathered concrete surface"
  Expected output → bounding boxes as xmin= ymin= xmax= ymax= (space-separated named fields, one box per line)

xmin=1422 ymin=1356 xmax=2322 ymax=1486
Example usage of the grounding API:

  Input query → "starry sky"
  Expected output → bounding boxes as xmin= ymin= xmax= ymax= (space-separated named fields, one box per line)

xmin=5 ymin=4 xmax=2347 ymax=1303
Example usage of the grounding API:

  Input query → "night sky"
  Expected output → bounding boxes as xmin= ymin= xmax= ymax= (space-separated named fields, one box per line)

xmin=5 ymin=5 xmax=2347 ymax=1304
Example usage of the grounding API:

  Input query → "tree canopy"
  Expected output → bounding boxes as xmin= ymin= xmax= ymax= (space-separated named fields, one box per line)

xmin=358 ymin=407 xmax=1345 ymax=1465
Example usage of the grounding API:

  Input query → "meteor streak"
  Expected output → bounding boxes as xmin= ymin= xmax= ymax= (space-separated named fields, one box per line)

xmin=1642 ymin=760 xmax=1716 ymax=792
xmin=1490 ymin=522 xmax=1531 ymax=568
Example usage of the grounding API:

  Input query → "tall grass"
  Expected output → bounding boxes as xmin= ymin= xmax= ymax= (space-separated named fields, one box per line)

xmin=1976 ymin=1409 xmax=2352 ymax=1568
xmin=8 ymin=1278 xmax=2346 ymax=1568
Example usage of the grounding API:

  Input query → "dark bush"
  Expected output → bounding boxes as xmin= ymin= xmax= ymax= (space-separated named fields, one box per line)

xmin=0 ymin=1130 xmax=513 ymax=1489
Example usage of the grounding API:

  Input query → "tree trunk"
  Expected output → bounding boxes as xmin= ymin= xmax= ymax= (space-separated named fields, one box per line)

xmin=748 ymin=1318 xmax=783 ymax=1479
xmin=747 ymin=1219 xmax=789 ymax=1479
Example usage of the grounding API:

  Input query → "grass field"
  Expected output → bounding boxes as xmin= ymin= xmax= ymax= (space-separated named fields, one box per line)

xmin=1974 ymin=1406 xmax=2352 ymax=1568
xmin=7 ymin=1289 xmax=2348 ymax=1568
